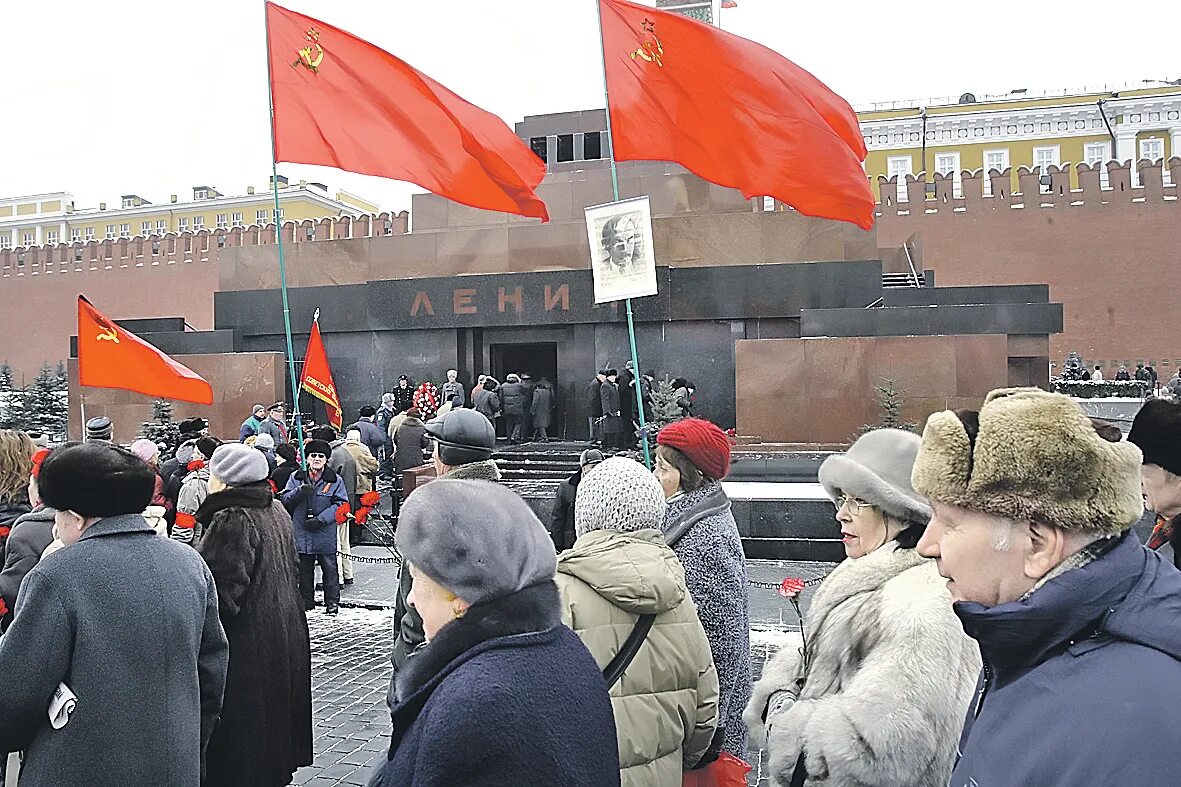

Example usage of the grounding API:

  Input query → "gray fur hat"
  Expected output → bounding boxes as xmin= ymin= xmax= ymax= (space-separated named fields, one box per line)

xmin=819 ymin=428 xmax=931 ymax=524
xmin=575 ymin=456 xmax=667 ymax=538
xmin=397 ymin=479 xmax=557 ymax=606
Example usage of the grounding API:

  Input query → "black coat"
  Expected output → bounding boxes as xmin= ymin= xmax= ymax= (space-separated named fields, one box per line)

xmin=619 ymin=369 xmax=636 ymax=424
xmin=393 ymin=418 xmax=431 ymax=473
xmin=587 ymin=379 xmax=603 ymax=418
xmin=392 ymin=386 xmax=414 ymax=414
xmin=0 ymin=498 xmax=32 ymax=562
xmin=196 ymin=485 xmax=313 ymax=787
xmin=372 ymin=582 xmax=620 ymax=787
xmin=600 ymin=381 xmax=622 ymax=433
xmin=0 ymin=506 xmax=54 ymax=631
xmin=548 ymin=472 xmax=581 ymax=552
xmin=270 ymin=464 xmax=297 ymax=495
xmin=500 ymin=382 xmax=528 ymax=417
xmin=531 ymin=384 xmax=554 ymax=429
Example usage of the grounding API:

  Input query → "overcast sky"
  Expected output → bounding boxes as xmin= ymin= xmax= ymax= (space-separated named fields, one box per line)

xmin=3 ymin=1 xmax=1175 ymax=214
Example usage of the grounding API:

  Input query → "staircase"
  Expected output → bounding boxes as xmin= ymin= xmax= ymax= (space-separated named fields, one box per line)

xmin=882 ymin=270 xmax=925 ymax=288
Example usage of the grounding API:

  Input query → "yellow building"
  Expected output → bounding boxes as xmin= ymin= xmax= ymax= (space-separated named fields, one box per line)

xmin=0 ymin=177 xmax=380 ymax=250
xmin=858 ymin=82 xmax=1181 ymax=201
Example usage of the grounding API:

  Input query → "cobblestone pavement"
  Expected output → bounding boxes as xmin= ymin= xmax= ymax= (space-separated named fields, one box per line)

xmin=297 ymin=558 xmax=834 ymax=786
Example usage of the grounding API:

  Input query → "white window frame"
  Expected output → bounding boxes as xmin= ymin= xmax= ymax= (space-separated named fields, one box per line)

xmin=215 ymin=213 xmax=228 ymax=229
xmin=887 ymin=155 xmax=913 ymax=202
xmin=22 ymin=232 xmax=34 ymax=247
xmin=121 ymin=197 xmax=135 ymax=209
xmin=1084 ymin=142 xmax=1111 ymax=189
xmin=934 ymin=151 xmax=962 ymax=198
xmin=194 ymin=189 xmax=209 ymax=201
xmin=156 ymin=219 xmax=167 ymax=235
xmin=119 ymin=223 xmax=130 ymax=238
xmin=71 ymin=229 xmax=81 ymax=243
xmin=85 ymin=228 xmax=95 ymax=242
xmin=177 ymin=217 xmax=189 ymax=232
xmin=275 ymin=207 xmax=284 ymax=221
xmin=105 ymin=225 xmax=116 ymax=240
xmin=232 ymin=212 xmax=243 ymax=227
xmin=141 ymin=221 xmax=153 ymax=236
xmin=1140 ymin=137 xmax=1170 ymax=186
xmin=0 ymin=236 xmax=9 ymax=250
xmin=1032 ymin=145 xmax=1060 ymax=192
xmin=256 ymin=209 xmax=269 ymax=224
xmin=46 ymin=230 xmax=58 ymax=245
xmin=982 ymin=149 xmax=1009 ymax=196
xmin=192 ymin=216 xmax=205 ymax=230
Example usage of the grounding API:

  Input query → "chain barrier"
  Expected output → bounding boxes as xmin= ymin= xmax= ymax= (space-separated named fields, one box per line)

xmin=748 ymin=571 xmax=831 ymax=591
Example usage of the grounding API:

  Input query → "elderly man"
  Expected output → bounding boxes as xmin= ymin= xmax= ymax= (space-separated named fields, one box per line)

xmin=913 ymin=388 xmax=1181 ymax=786
xmin=257 ymin=402 xmax=289 ymax=445
xmin=1128 ymin=398 xmax=1181 ymax=567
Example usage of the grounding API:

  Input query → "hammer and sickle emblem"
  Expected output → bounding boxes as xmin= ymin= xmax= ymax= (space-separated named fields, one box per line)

xmin=630 ymin=19 xmax=664 ymax=67
xmin=292 ymin=27 xmax=325 ymax=74
xmin=96 ymin=326 xmax=119 ymax=343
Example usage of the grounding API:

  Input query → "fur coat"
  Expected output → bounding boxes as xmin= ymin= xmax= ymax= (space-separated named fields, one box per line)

xmin=745 ymin=543 xmax=981 ymax=787
xmin=371 ymin=582 xmax=620 ymax=787
xmin=196 ymin=483 xmax=313 ymax=787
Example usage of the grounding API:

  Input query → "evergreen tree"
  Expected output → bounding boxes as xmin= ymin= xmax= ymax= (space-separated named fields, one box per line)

xmin=859 ymin=378 xmax=918 ymax=435
xmin=140 ymin=399 xmax=180 ymax=451
xmin=0 ymin=361 xmax=13 ymax=429
xmin=0 ymin=362 xmax=12 ymax=393
xmin=21 ymin=364 xmax=69 ymax=438
xmin=643 ymin=376 xmax=684 ymax=447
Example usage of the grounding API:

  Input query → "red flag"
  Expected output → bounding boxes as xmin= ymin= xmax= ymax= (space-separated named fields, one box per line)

xmin=598 ymin=0 xmax=873 ymax=229
xmin=265 ymin=2 xmax=549 ymax=221
xmin=300 ymin=318 xmax=342 ymax=431
xmin=77 ymin=296 xmax=213 ymax=405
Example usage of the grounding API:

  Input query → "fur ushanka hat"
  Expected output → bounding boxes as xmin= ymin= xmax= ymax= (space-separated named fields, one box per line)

xmin=912 ymin=388 xmax=1143 ymax=534
xmin=818 ymin=428 xmax=931 ymax=524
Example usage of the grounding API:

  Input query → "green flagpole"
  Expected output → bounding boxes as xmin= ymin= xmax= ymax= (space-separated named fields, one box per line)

xmin=263 ymin=2 xmax=307 ymax=467
xmin=594 ymin=0 xmax=652 ymax=469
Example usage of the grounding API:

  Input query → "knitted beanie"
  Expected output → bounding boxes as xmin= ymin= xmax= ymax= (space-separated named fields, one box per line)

xmin=209 ymin=443 xmax=269 ymax=486
xmin=253 ymin=433 xmax=275 ymax=450
xmin=657 ymin=418 xmax=731 ymax=480
xmin=913 ymin=388 xmax=1143 ymax=534
xmin=818 ymin=428 xmax=931 ymax=524
xmin=575 ymin=457 xmax=667 ymax=538
xmin=1128 ymin=399 xmax=1181 ymax=476
xmin=129 ymin=438 xmax=159 ymax=464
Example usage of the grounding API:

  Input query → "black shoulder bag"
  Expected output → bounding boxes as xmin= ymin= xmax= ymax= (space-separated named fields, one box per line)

xmin=602 ymin=613 xmax=657 ymax=688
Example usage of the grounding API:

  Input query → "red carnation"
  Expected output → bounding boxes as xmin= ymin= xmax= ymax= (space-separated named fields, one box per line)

xmin=360 ymin=490 xmax=381 ymax=508
xmin=355 ymin=507 xmax=371 ymax=526
xmin=0 ymin=597 xmax=8 ymax=619
xmin=186 ymin=459 xmax=205 ymax=472
xmin=335 ymin=503 xmax=351 ymax=525
xmin=779 ymin=577 xmax=806 ymax=599
xmin=0 ymin=526 xmax=8 ymax=539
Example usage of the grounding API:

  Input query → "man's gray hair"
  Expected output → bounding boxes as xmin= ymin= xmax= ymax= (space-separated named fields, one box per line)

xmin=991 ymin=516 xmax=1019 ymax=551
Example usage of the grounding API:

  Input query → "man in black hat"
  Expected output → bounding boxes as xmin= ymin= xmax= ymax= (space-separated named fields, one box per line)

xmin=1128 ymin=399 xmax=1181 ymax=568
xmin=257 ymin=403 xmax=290 ymax=446
xmin=280 ymin=439 xmax=349 ymax=614
xmin=388 ymin=408 xmax=500 ymax=707
xmin=0 ymin=442 xmax=228 ymax=785
xmin=548 ymin=448 xmax=604 ymax=553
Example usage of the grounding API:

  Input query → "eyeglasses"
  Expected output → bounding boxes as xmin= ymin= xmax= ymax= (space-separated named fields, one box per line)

xmin=836 ymin=495 xmax=872 ymax=515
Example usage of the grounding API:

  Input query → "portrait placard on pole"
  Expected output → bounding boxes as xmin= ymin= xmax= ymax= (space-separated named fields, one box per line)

xmin=586 ymin=196 xmax=658 ymax=304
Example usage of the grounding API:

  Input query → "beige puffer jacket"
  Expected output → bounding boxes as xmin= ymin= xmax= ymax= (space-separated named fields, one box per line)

xmin=556 ymin=528 xmax=719 ymax=787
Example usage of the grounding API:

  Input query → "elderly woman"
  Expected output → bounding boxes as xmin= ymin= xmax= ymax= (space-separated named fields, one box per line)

xmin=556 ymin=457 xmax=718 ymax=786
xmin=654 ymin=418 xmax=750 ymax=763
xmin=196 ymin=444 xmax=312 ymax=787
xmin=372 ymin=479 xmax=620 ymax=787
xmin=745 ymin=428 xmax=981 ymax=787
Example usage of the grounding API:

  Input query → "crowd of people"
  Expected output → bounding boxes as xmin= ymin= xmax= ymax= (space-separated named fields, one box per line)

xmin=1 ymin=382 xmax=1180 ymax=785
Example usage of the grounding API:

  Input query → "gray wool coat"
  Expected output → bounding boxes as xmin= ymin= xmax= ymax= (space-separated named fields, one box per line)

xmin=0 ymin=513 xmax=229 ymax=787
xmin=662 ymin=483 xmax=752 ymax=761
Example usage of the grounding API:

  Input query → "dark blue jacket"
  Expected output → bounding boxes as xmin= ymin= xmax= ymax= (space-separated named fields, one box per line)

xmin=280 ymin=467 xmax=348 ymax=555
xmin=952 ymin=532 xmax=1181 ymax=786
xmin=370 ymin=582 xmax=619 ymax=787
xmin=351 ymin=419 xmax=386 ymax=460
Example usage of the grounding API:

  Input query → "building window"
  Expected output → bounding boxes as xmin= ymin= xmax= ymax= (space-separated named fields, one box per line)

xmin=529 ymin=136 xmax=548 ymax=164
xmin=1140 ymin=137 xmax=1170 ymax=186
xmin=887 ymin=155 xmax=912 ymax=202
xmin=22 ymin=232 xmax=34 ymax=247
xmin=0 ymin=236 xmax=9 ymax=250
xmin=156 ymin=219 xmax=167 ymax=235
xmin=119 ymin=223 xmax=130 ymax=238
xmin=256 ymin=209 xmax=269 ymax=224
xmin=1084 ymin=142 xmax=1111 ymax=189
xmin=194 ymin=189 xmax=208 ymax=200
xmin=1033 ymin=145 xmax=1060 ymax=193
xmin=46 ymin=230 xmax=58 ymax=245
xmin=215 ymin=213 xmax=227 ymax=229
xmin=105 ymin=224 xmax=116 ymax=239
xmin=85 ymin=227 xmax=95 ymax=242
xmin=934 ymin=152 xmax=962 ymax=198
xmin=122 ymin=197 xmax=135 ymax=209
xmin=71 ymin=228 xmax=81 ymax=242
xmin=556 ymin=134 xmax=575 ymax=163
xmin=178 ymin=217 xmax=189 ymax=232
xmin=232 ymin=212 xmax=243 ymax=227
xmin=142 ymin=221 xmax=153 ymax=236
xmin=982 ymin=149 xmax=1009 ymax=196
xmin=193 ymin=216 xmax=205 ymax=230
xmin=583 ymin=131 xmax=602 ymax=160
xmin=275 ymin=207 xmax=283 ymax=221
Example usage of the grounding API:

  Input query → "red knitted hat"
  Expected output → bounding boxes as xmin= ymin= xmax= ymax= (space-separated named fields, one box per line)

xmin=657 ymin=418 xmax=731 ymax=480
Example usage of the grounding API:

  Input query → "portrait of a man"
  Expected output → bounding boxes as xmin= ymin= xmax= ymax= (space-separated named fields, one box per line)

xmin=585 ymin=197 xmax=658 ymax=304
xmin=600 ymin=214 xmax=643 ymax=277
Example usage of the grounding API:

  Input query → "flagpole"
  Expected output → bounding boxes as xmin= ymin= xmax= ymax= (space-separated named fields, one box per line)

xmin=262 ymin=2 xmax=307 ymax=467
xmin=594 ymin=0 xmax=651 ymax=469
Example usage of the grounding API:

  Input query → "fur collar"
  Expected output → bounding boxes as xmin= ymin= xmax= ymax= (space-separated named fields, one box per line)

xmin=195 ymin=482 xmax=274 ymax=525
xmin=291 ymin=466 xmax=338 ymax=484
xmin=443 ymin=459 xmax=502 ymax=482
xmin=806 ymin=543 xmax=926 ymax=640
xmin=394 ymin=581 xmax=561 ymax=704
